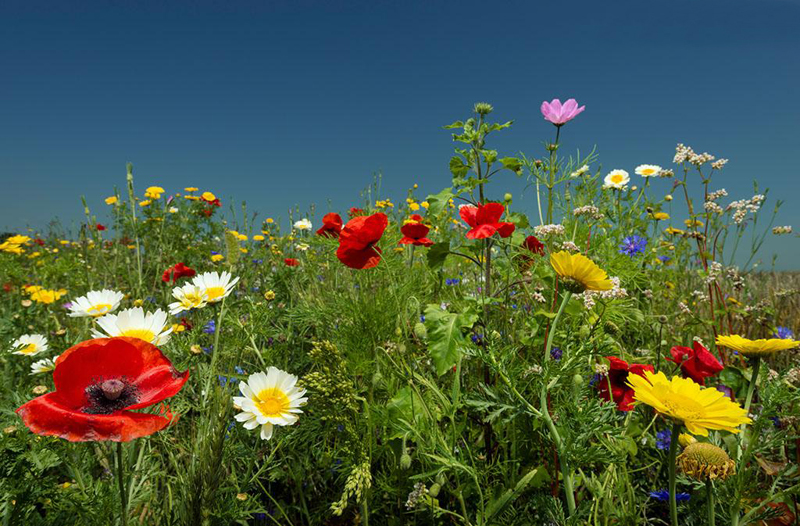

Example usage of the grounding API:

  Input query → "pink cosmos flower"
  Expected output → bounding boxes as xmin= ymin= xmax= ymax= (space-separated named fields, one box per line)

xmin=540 ymin=98 xmax=585 ymax=126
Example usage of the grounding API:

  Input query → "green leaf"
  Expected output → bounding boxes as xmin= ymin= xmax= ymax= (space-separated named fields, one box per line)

xmin=425 ymin=187 xmax=454 ymax=216
xmin=427 ymin=242 xmax=450 ymax=270
xmin=449 ymin=156 xmax=470 ymax=179
xmin=443 ymin=120 xmax=464 ymax=129
xmin=424 ymin=305 xmax=478 ymax=375
xmin=500 ymin=157 xmax=523 ymax=175
xmin=507 ymin=211 xmax=530 ymax=229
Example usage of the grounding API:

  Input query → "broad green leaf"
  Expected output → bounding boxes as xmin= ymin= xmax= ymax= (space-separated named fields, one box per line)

xmin=449 ymin=156 xmax=470 ymax=179
xmin=500 ymin=156 xmax=523 ymax=175
xmin=425 ymin=187 xmax=454 ymax=216
xmin=424 ymin=305 xmax=478 ymax=376
xmin=427 ymin=242 xmax=450 ymax=270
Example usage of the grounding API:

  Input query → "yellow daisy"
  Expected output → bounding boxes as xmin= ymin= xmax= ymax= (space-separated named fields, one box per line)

xmin=628 ymin=371 xmax=751 ymax=436
xmin=715 ymin=335 xmax=799 ymax=357
xmin=549 ymin=251 xmax=612 ymax=292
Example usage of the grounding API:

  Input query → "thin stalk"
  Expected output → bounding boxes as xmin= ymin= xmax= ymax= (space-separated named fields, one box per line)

xmin=668 ymin=421 xmax=681 ymax=526
xmin=540 ymin=387 xmax=575 ymax=516
xmin=546 ymin=126 xmax=561 ymax=224
xmin=706 ymin=480 xmax=715 ymax=526
xmin=116 ymin=442 xmax=129 ymax=526
xmin=544 ymin=291 xmax=572 ymax=362
xmin=737 ymin=356 xmax=760 ymax=460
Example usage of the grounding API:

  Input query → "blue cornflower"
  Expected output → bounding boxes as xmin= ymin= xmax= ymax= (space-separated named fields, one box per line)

xmin=420 ymin=315 xmax=425 ymax=323
xmin=774 ymin=326 xmax=795 ymax=339
xmin=252 ymin=258 xmax=263 ymax=265
xmin=550 ymin=347 xmax=563 ymax=361
xmin=471 ymin=333 xmax=484 ymax=345
xmin=657 ymin=255 xmax=671 ymax=263
xmin=203 ymin=320 xmax=216 ymax=334
xmin=655 ymin=429 xmax=671 ymax=450
xmin=619 ymin=235 xmax=647 ymax=257
xmin=649 ymin=490 xmax=690 ymax=502
xmin=445 ymin=278 xmax=461 ymax=286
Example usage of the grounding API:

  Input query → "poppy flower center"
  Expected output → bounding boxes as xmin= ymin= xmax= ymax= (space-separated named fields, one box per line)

xmin=84 ymin=377 xmax=139 ymax=414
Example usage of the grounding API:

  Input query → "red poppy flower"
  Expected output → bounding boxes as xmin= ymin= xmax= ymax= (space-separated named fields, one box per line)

xmin=667 ymin=341 xmax=723 ymax=385
xmin=348 ymin=207 xmax=365 ymax=218
xmin=522 ymin=235 xmax=544 ymax=255
xmin=459 ymin=203 xmax=515 ymax=240
xmin=336 ymin=213 xmax=388 ymax=269
xmin=162 ymin=262 xmax=197 ymax=283
xmin=399 ymin=216 xmax=434 ymax=247
xmin=597 ymin=357 xmax=654 ymax=411
xmin=33 ymin=238 xmax=45 ymax=246
xmin=95 ymin=223 xmax=106 ymax=231
xmin=316 ymin=213 xmax=343 ymax=238
xmin=179 ymin=317 xmax=193 ymax=331
xmin=16 ymin=337 xmax=189 ymax=442
xmin=284 ymin=258 xmax=300 ymax=267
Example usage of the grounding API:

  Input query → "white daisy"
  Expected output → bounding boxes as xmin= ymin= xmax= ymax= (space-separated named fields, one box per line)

xmin=293 ymin=218 xmax=313 ymax=231
xmin=92 ymin=307 xmax=172 ymax=345
xmin=233 ymin=367 xmax=308 ymax=440
xmin=30 ymin=356 xmax=57 ymax=375
xmin=635 ymin=164 xmax=662 ymax=178
xmin=68 ymin=289 xmax=125 ymax=318
xmin=168 ymin=283 xmax=209 ymax=315
xmin=192 ymin=271 xmax=239 ymax=303
xmin=11 ymin=334 xmax=49 ymax=357
xmin=570 ymin=165 xmax=590 ymax=178
xmin=295 ymin=243 xmax=310 ymax=251
xmin=603 ymin=169 xmax=630 ymax=189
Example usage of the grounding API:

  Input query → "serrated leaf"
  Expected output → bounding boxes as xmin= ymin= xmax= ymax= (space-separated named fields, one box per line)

xmin=424 ymin=305 xmax=478 ymax=375
xmin=500 ymin=156 xmax=523 ymax=174
xmin=425 ymin=187 xmax=455 ymax=216
xmin=449 ymin=156 xmax=470 ymax=179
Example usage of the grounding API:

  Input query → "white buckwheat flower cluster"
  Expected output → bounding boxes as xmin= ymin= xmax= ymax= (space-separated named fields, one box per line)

xmin=558 ymin=241 xmax=580 ymax=252
xmin=673 ymin=143 xmax=718 ymax=167
xmin=578 ymin=277 xmax=627 ymax=308
xmin=705 ymin=261 xmax=723 ymax=284
xmin=773 ymin=225 xmax=792 ymax=235
xmin=573 ymin=205 xmax=604 ymax=220
xmin=727 ymin=195 xmax=765 ymax=225
xmin=533 ymin=224 xmax=565 ymax=238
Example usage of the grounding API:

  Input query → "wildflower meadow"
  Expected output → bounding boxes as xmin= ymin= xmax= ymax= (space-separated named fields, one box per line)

xmin=2 ymin=100 xmax=800 ymax=526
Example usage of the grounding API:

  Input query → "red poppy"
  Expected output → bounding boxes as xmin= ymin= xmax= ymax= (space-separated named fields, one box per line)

xmin=316 ymin=213 xmax=343 ymax=238
xmin=179 ymin=317 xmax=193 ymax=331
xmin=459 ymin=202 xmax=515 ymax=240
xmin=95 ymin=223 xmax=106 ymax=231
xmin=597 ymin=357 xmax=654 ymax=411
xmin=33 ymin=238 xmax=45 ymax=246
xmin=667 ymin=341 xmax=723 ymax=385
xmin=522 ymin=235 xmax=544 ymax=255
xmin=336 ymin=213 xmax=388 ymax=269
xmin=348 ymin=207 xmax=365 ymax=218
xmin=284 ymin=258 xmax=300 ymax=267
xmin=16 ymin=337 xmax=189 ymax=442
xmin=399 ymin=216 xmax=434 ymax=247
xmin=161 ymin=262 xmax=196 ymax=283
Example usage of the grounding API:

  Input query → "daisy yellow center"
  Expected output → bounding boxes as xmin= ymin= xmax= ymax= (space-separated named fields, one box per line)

xmin=205 ymin=286 xmax=226 ymax=301
xmin=641 ymin=168 xmax=656 ymax=175
xmin=19 ymin=343 xmax=38 ymax=355
xmin=255 ymin=388 xmax=290 ymax=418
xmin=120 ymin=328 xmax=155 ymax=342
xmin=611 ymin=174 xmax=623 ymax=183
xmin=181 ymin=292 xmax=206 ymax=308
xmin=87 ymin=303 xmax=112 ymax=316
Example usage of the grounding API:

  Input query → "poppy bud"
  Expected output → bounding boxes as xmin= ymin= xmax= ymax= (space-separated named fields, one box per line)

xmin=414 ymin=322 xmax=427 ymax=339
xmin=400 ymin=452 xmax=412 ymax=470
xmin=572 ymin=373 xmax=584 ymax=387
xmin=428 ymin=483 xmax=441 ymax=497
xmin=665 ymin=194 xmax=673 ymax=202
xmin=504 ymin=193 xmax=512 ymax=203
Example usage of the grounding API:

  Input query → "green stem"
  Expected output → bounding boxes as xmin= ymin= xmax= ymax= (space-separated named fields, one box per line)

xmin=668 ymin=421 xmax=681 ymax=526
xmin=706 ymin=480 xmax=715 ymax=526
xmin=738 ymin=356 xmax=760 ymax=460
xmin=546 ymin=126 xmax=561 ymax=224
xmin=541 ymin=387 xmax=575 ymax=516
xmin=116 ymin=442 xmax=129 ymax=526
xmin=544 ymin=291 xmax=572 ymax=362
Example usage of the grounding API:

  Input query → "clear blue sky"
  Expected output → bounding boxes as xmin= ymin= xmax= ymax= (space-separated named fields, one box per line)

xmin=1 ymin=0 xmax=798 ymax=268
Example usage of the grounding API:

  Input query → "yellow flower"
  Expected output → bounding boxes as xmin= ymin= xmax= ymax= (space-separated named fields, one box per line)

xmin=211 ymin=254 xmax=224 ymax=262
xmin=133 ymin=299 xmax=144 ymax=307
xmin=678 ymin=433 xmax=696 ymax=447
xmin=139 ymin=200 xmax=151 ymax=207
xmin=184 ymin=187 xmax=199 ymax=192
xmin=550 ymin=251 xmax=612 ymax=292
xmin=237 ymin=234 xmax=248 ymax=241
xmin=664 ymin=227 xmax=685 ymax=235
xmin=678 ymin=442 xmax=735 ymax=481
xmin=266 ymin=218 xmax=274 ymax=224
xmin=171 ymin=324 xmax=186 ymax=333
xmin=421 ymin=201 xmax=430 ymax=209
xmin=144 ymin=186 xmax=165 ymax=199
xmin=105 ymin=196 xmax=118 ymax=205
xmin=651 ymin=212 xmax=669 ymax=221
xmin=715 ymin=335 xmax=799 ymax=358
xmin=201 ymin=191 xmax=216 ymax=201
xmin=628 ymin=371 xmax=751 ymax=436
xmin=184 ymin=195 xmax=200 ymax=201
xmin=684 ymin=219 xmax=703 ymax=228
xmin=253 ymin=235 xmax=265 ymax=241
xmin=264 ymin=290 xmax=276 ymax=301
xmin=28 ymin=287 xmax=68 ymax=304
xmin=409 ymin=202 xmax=420 ymax=211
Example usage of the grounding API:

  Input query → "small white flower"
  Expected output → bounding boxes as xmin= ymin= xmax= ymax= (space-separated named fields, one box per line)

xmin=603 ymin=169 xmax=630 ymax=189
xmin=92 ymin=307 xmax=172 ymax=345
xmin=570 ymin=165 xmax=590 ymax=178
xmin=233 ymin=367 xmax=308 ymax=440
xmin=11 ymin=334 xmax=49 ymax=357
xmin=168 ymin=283 xmax=209 ymax=315
xmin=30 ymin=356 xmax=57 ymax=375
xmin=295 ymin=243 xmax=310 ymax=251
xmin=192 ymin=271 xmax=239 ymax=303
xmin=168 ymin=207 xmax=179 ymax=214
xmin=634 ymin=164 xmax=662 ymax=178
xmin=68 ymin=289 xmax=124 ymax=318
xmin=293 ymin=218 xmax=313 ymax=231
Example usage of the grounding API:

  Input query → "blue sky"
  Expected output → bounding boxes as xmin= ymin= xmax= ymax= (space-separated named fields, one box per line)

xmin=1 ymin=0 xmax=798 ymax=268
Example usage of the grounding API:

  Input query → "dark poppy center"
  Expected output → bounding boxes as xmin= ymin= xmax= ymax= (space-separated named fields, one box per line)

xmin=83 ymin=377 xmax=139 ymax=414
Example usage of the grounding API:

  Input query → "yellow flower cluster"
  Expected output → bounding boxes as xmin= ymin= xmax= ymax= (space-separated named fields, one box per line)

xmin=375 ymin=199 xmax=394 ymax=209
xmin=144 ymin=186 xmax=165 ymax=199
xmin=24 ymin=285 xmax=68 ymax=305
xmin=0 ymin=235 xmax=31 ymax=254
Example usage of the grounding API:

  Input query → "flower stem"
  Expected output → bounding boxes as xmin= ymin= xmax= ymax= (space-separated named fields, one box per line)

xmin=544 ymin=291 xmax=571 ymax=362
xmin=706 ymin=479 xmax=715 ymax=526
xmin=737 ymin=356 xmax=760 ymax=460
xmin=116 ymin=442 xmax=129 ymax=526
xmin=668 ymin=421 xmax=681 ymax=526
